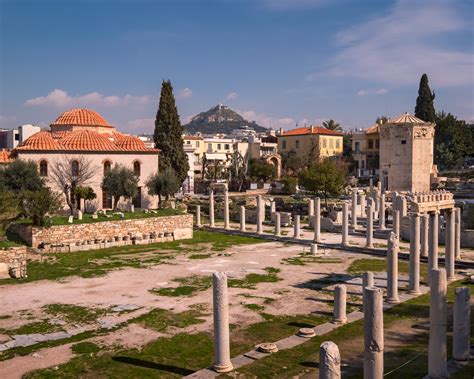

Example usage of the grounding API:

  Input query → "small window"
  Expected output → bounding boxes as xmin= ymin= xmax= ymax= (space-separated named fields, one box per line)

xmin=323 ymin=139 xmax=327 ymax=148
xmin=186 ymin=140 xmax=191 ymax=144
xmin=224 ymin=144 xmax=230 ymax=150
xmin=368 ymin=139 xmax=373 ymax=149
xmin=208 ymin=143 xmax=212 ymax=150
xmin=133 ymin=161 xmax=141 ymax=176
xmin=282 ymin=140 xmax=287 ymax=149
xmin=295 ymin=140 xmax=300 ymax=148
xmin=103 ymin=161 xmax=111 ymax=175
xmin=336 ymin=140 xmax=340 ymax=149
xmin=196 ymin=141 xmax=200 ymax=148
xmin=355 ymin=141 xmax=360 ymax=152
xmin=39 ymin=160 xmax=48 ymax=177
xmin=401 ymin=140 xmax=407 ymax=145
xmin=71 ymin=160 xmax=79 ymax=176
xmin=329 ymin=139 xmax=334 ymax=148
xmin=376 ymin=139 xmax=380 ymax=149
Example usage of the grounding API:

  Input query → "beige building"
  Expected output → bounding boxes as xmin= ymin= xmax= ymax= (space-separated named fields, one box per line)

xmin=277 ymin=125 xmax=344 ymax=161
xmin=379 ymin=112 xmax=435 ymax=192
xmin=351 ymin=123 xmax=380 ymax=178
xmin=248 ymin=134 xmax=281 ymax=178
xmin=13 ymin=108 xmax=160 ymax=211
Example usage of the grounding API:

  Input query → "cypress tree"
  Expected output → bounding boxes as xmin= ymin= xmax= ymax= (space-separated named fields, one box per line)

xmin=153 ymin=80 xmax=189 ymax=184
xmin=414 ymin=73 xmax=436 ymax=123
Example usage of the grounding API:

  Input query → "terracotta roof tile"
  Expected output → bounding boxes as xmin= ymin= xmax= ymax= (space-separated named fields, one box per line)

xmin=16 ymin=131 xmax=62 ymax=151
xmin=366 ymin=123 xmax=380 ymax=134
xmin=60 ymin=129 xmax=122 ymax=151
xmin=51 ymin=108 xmax=113 ymax=128
xmin=0 ymin=149 xmax=13 ymax=163
xmin=183 ymin=135 xmax=203 ymax=140
xmin=280 ymin=126 xmax=344 ymax=137
xmin=115 ymin=135 xmax=158 ymax=152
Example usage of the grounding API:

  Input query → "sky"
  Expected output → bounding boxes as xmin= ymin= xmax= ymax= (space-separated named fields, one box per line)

xmin=0 ymin=0 xmax=473 ymax=134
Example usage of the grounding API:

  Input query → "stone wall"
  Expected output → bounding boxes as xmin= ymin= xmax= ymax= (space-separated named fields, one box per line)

xmin=0 ymin=247 xmax=27 ymax=279
xmin=9 ymin=214 xmax=193 ymax=252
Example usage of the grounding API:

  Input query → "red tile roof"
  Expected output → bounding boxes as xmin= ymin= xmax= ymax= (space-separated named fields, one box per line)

xmin=366 ymin=124 xmax=380 ymax=134
xmin=0 ymin=149 xmax=12 ymax=163
xmin=115 ymin=135 xmax=158 ymax=152
xmin=280 ymin=126 xmax=344 ymax=137
xmin=16 ymin=131 xmax=62 ymax=151
xmin=183 ymin=135 xmax=203 ymax=140
xmin=51 ymin=108 xmax=113 ymax=128
xmin=60 ymin=129 xmax=122 ymax=151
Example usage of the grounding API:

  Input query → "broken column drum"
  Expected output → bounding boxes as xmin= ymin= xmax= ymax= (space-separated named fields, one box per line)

xmin=294 ymin=214 xmax=300 ymax=239
xmin=212 ymin=272 xmax=233 ymax=373
xmin=362 ymin=271 xmax=374 ymax=313
xmin=256 ymin=195 xmax=263 ymax=235
xmin=453 ymin=287 xmax=471 ymax=361
xmin=209 ymin=189 xmax=215 ymax=228
xmin=378 ymin=194 xmax=386 ymax=230
xmin=333 ymin=284 xmax=347 ymax=324
xmin=223 ymin=190 xmax=230 ymax=230
xmin=351 ymin=191 xmax=358 ymax=229
xmin=363 ymin=287 xmax=384 ymax=379
xmin=195 ymin=205 xmax=201 ymax=227
xmin=314 ymin=197 xmax=321 ymax=242
xmin=428 ymin=268 xmax=447 ymax=378
xmin=319 ymin=341 xmax=341 ymax=379
xmin=408 ymin=213 xmax=421 ymax=295
xmin=386 ymin=232 xmax=400 ymax=304
xmin=420 ymin=213 xmax=429 ymax=257
xmin=428 ymin=211 xmax=439 ymax=283
xmin=454 ymin=207 xmax=461 ymax=259
xmin=445 ymin=208 xmax=455 ymax=280
xmin=275 ymin=212 xmax=281 ymax=236
xmin=366 ymin=203 xmax=373 ymax=248
xmin=360 ymin=193 xmax=366 ymax=217
xmin=342 ymin=202 xmax=349 ymax=247
xmin=308 ymin=198 xmax=314 ymax=217
xmin=392 ymin=209 xmax=400 ymax=237
xmin=240 ymin=206 xmax=246 ymax=232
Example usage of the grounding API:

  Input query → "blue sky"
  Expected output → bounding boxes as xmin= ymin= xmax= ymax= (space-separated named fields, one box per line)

xmin=1 ymin=0 xmax=473 ymax=133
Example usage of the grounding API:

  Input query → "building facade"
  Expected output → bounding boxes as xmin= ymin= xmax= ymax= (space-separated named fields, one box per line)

xmin=13 ymin=109 xmax=160 ymax=212
xmin=351 ymin=123 xmax=381 ymax=178
xmin=379 ymin=113 xmax=435 ymax=192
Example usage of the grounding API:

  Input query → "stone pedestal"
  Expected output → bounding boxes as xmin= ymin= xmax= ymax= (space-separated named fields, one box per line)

xmin=378 ymin=194 xmax=386 ymax=231
xmin=333 ymin=284 xmax=347 ymax=324
xmin=366 ymin=204 xmax=373 ymax=248
xmin=362 ymin=271 xmax=374 ymax=313
xmin=454 ymin=207 xmax=461 ymax=259
xmin=342 ymin=202 xmax=349 ymax=247
xmin=409 ymin=213 xmax=421 ymax=295
xmin=364 ymin=287 xmax=384 ymax=379
xmin=453 ymin=287 xmax=471 ymax=361
xmin=224 ymin=190 xmax=230 ymax=230
xmin=445 ymin=209 xmax=455 ymax=280
xmin=420 ymin=213 xmax=429 ymax=257
xmin=256 ymin=195 xmax=263 ymax=235
xmin=212 ymin=272 xmax=233 ymax=373
xmin=196 ymin=205 xmax=201 ymax=227
xmin=311 ymin=243 xmax=318 ymax=256
xmin=209 ymin=190 xmax=215 ymax=228
xmin=319 ymin=341 xmax=341 ymax=379
xmin=386 ymin=232 xmax=400 ymax=304
xmin=314 ymin=197 xmax=321 ymax=242
xmin=275 ymin=212 xmax=281 ymax=236
xmin=351 ymin=191 xmax=358 ymax=230
xmin=294 ymin=215 xmax=300 ymax=239
xmin=240 ymin=206 xmax=245 ymax=232
xmin=428 ymin=268 xmax=447 ymax=378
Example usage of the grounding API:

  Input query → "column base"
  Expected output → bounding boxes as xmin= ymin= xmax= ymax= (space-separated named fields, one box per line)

xmin=408 ymin=290 xmax=422 ymax=295
xmin=342 ymin=242 xmax=349 ymax=247
xmin=366 ymin=243 xmax=373 ymax=248
xmin=377 ymin=226 xmax=386 ymax=231
xmin=386 ymin=297 xmax=400 ymax=304
xmin=331 ymin=317 xmax=347 ymax=324
xmin=213 ymin=363 xmax=234 ymax=373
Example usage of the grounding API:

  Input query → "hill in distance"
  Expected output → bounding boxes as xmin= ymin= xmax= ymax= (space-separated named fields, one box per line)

xmin=184 ymin=104 xmax=269 ymax=135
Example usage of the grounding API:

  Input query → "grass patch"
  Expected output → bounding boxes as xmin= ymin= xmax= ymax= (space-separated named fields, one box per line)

xmin=130 ymin=308 xmax=207 ymax=332
xmin=244 ymin=303 xmax=265 ymax=312
xmin=228 ymin=267 xmax=281 ymax=289
xmin=348 ymin=258 xmax=429 ymax=282
xmin=72 ymin=341 xmax=101 ymax=354
xmin=1 ymin=320 xmax=63 ymax=336
xmin=188 ymin=253 xmax=213 ymax=259
xmin=43 ymin=304 xmax=107 ymax=324
xmin=282 ymin=253 xmax=343 ymax=266
xmin=150 ymin=276 xmax=212 ymax=297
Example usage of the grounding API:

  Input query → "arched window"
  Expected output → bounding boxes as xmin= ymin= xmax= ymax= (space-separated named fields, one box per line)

xmin=39 ymin=160 xmax=48 ymax=177
xmin=103 ymin=160 xmax=111 ymax=175
xmin=71 ymin=160 xmax=79 ymax=177
xmin=133 ymin=161 xmax=141 ymax=176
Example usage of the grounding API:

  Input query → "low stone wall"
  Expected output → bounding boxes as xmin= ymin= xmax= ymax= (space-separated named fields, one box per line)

xmin=8 ymin=214 xmax=193 ymax=252
xmin=0 ymin=247 xmax=27 ymax=279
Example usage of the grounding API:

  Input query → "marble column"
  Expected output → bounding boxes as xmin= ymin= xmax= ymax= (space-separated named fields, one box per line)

xmin=409 ymin=213 xmax=421 ymax=295
xmin=400 ymin=196 xmax=407 ymax=217
xmin=386 ymin=232 xmax=400 ymax=304
xmin=195 ymin=205 xmax=201 ymax=227
xmin=351 ymin=191 xmax=358 ymax=230
xmin=311 ymin=243 xmax=318 ymax=256
xmin=240 ymin=206 xmax=246 ymax=232
xmin=362 ymin=271 xmax=374 ymax=313
xmin=260 ymin=196 xmax=266 ymax=222
xmin=377 ymin=181 xmax=382 ymax=195
xmin=420 ymin=213 xmax=429 ymax=257
xmin=333 ymin=284 xmax=347 ymax=324
xmin=256 ymin=195 xmax=263 ymax=235
xmin=308 ymin=198 xmax=314 ymax=218
xmin=275 ymin=212 xmax=281 ymax=236
xmin=224 ymin=190 xmax=230 ymax=230
xmin=366 ymin=203 xmax=373 ymax=248
xmin=270 ymin=200 xmax=276 ymax=215
xmin=369 ymin=178 xmax=374 ymax=192
xmin=454 ymin=207 xmax=461 ymax=259
xmin=392 ymin=208 xmax=400 ymax=237
xmin=294 ymin=215 xmax=300 ymax=239
xmin=314 ymin=197 xmax=321 ymax=242
xmin=446 ymin=209 xmax=455 ymax=280
xmin=360 ymin=193 xmax=366 ymax=218
xmin=363 ymin=287 xmax=384 ymax=379
xmin=428 ymin=268 xmax=447 ymax=378
xmin=342 ymin=202 xmax=349 ymax=247
xmin=319 ymin=341 xmax=341 ymax=379
xmin=453 ymin=287 xmax=471 ymax=361
xmin=212 ymin=272 xmax=233 ymax=373
xmin=428 ymin=211 xmax=439 ymax=283
xmin=209 ymin=189 xmax=215 ymax=228
xmin=378 ymin=194 xmax=386 ymax=231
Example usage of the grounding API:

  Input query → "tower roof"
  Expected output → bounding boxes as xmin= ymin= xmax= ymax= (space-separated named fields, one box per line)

xmin=390 ymin=112 xmax=426 ymax=124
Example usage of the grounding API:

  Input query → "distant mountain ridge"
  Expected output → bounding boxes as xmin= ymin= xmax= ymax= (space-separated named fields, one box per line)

xmin=184 ymin=104 xmax=269 ymax=135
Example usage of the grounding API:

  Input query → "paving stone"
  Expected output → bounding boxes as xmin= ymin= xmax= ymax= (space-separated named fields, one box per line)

xmin=110 ymin=304 xmax=140 ymax=312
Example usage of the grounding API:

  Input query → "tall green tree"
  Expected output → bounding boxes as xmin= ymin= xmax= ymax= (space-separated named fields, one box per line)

xmin=414 ymin=73 xmax=436 ymax=123
xmin=0 ymin=159 xmax=44 ymax=192
xmin=101 ymin=165 xmax=139 ymax=210
xmin=146 ymin=168 xmax=180 ymax=206
xmin=322 ymin=119 xmax=342 ymax=132
xmin=153 ymin=80 xmax=189 ymax=184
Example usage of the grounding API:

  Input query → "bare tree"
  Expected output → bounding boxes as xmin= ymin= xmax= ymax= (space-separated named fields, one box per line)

xmin=50 ymin=155 xmax=97 ymax=215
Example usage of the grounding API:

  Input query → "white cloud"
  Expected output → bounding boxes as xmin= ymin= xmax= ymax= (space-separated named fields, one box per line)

xmin=177 ymin=88 xmax=193 ymax=99
xmin=237 ymin=109 xmax=296 ymax=129
xmin=375 ymin=88 xmax=388 ymax=95
xmin=226 ymin=91 xmax=238 ymax=100
xmin=24 ymin=89 xmax=152 ymax=108
xmin=357 ymin=90 xmax=369 ymax=97
xmin=126 ymin=118 xmax=155 ymax=134
xmin=357 ymin=88 xmax=387 ymax=96
xmin=312 ymin=0 xmax=473 ymax=87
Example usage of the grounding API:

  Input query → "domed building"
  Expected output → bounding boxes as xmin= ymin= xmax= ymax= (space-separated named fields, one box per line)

xmin=14 ymin=108 xmax=160 ymax=211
